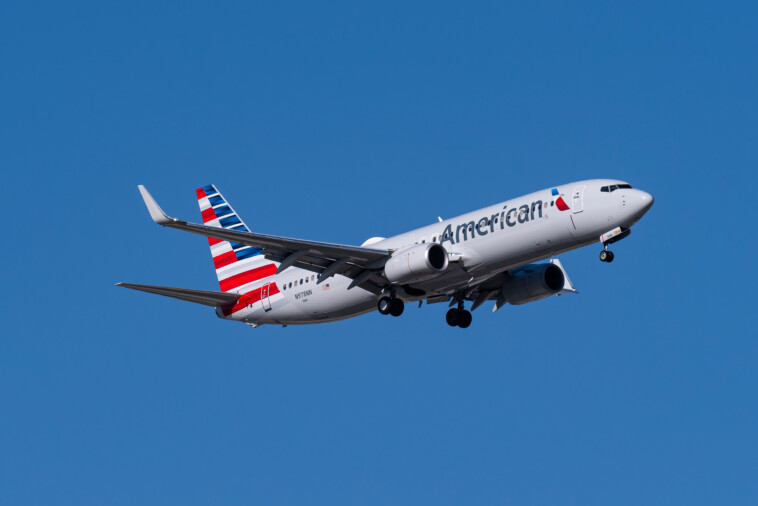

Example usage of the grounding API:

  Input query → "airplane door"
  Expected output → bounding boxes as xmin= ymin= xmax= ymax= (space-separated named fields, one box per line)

xmin=260 ymin=283 xmax=272 ymax=312
xmin=572 ymin=185 xmax=586 ymax=213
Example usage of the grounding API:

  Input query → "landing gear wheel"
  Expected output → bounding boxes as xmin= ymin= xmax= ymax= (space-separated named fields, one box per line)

xmin=605 ymin=251 xmax=614 ymax=263
xmin=389 ymin=298 xmax=404 ymax=317
xmin=457 ymin=310 xmax=472 ymax=328
xmin=599 ymin=250 xmax=611 ymax=262
xmin=446 ymin=308 xmax=472 ymax=328
xmin=446 ymin=308 xmax=459 ymax=327
xmin=378 ymin=297 xmax=392 ymax=315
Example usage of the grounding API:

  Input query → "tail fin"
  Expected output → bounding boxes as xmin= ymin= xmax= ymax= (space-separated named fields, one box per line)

xmin=196 ymin=184 xmax=279 ymax=293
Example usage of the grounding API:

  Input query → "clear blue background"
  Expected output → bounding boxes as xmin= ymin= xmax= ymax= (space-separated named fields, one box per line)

xmin=2 ymin=1 xmax=756 ymax=504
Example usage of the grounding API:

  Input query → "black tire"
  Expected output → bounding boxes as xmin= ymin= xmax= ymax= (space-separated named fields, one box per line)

xmin=446 ymin=308 xmax=460 ymax=327
xmin=606 ymin=251 xmax=615 ymax=263
xmin=378 ymin=297 xmax=392 ymax=315
xmin=389 ymin=298 xmax=404 ymax=317
xmin=458 ymin=310 xmax=472 ymax=328
xmin=599 ymin=250 xmax=609 ymax=262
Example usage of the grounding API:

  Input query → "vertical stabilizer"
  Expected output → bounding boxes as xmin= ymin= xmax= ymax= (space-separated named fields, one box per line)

xmin=196 ymin=185 xmax=279 ymax=293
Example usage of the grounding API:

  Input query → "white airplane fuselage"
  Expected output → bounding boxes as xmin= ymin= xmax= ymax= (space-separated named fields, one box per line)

xmin=219 ymin=179 xmax=653 ymax=326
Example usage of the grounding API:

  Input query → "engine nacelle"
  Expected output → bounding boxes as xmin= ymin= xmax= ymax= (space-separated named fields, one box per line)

xmin=384 ymin=243 xmax=449 ymax=285
xmin=501 ymin=263 xmax=565 ymax=305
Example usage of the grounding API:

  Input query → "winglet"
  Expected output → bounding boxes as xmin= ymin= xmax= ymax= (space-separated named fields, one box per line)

xmin=138 ymin=185 xmax=173 ymax=225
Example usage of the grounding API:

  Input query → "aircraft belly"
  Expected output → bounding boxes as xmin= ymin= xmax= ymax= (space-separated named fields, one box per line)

xmin=264 ymin=304 xmax=304 ymax=322
xmin=263 ymin=303 xmax=377 ymax=325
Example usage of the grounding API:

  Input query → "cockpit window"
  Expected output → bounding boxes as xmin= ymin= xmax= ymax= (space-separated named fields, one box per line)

xmin=601 ymin=184 xmax=633 ymax=192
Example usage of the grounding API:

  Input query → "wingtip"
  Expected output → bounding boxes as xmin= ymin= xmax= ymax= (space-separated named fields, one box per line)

xmin=137 ymin=185 xmax=172 ymax=225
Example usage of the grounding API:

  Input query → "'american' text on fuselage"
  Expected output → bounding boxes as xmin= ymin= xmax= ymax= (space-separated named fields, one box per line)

xmin=440 ymin=200 xmax=545 ymax=246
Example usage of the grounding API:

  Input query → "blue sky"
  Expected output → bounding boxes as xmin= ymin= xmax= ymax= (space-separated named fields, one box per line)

xmin=1 ymin=1 xmax=756 ymax=504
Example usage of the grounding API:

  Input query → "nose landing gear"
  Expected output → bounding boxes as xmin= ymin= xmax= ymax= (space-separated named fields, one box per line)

xmin=378 ymin=296 xmax=404 ymax=317
xmin=599 ymin=227 xmax=631 ymax=263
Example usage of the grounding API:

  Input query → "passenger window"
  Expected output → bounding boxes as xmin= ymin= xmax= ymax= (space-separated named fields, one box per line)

xmin=551 ymin=201 xmax=554 ymax=206
xmin=289 ymin=282 xmax=292 ymax=288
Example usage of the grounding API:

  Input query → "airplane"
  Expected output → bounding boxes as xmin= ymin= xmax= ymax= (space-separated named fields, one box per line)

xmin=118 ymin=180 xmax=654 ymax=328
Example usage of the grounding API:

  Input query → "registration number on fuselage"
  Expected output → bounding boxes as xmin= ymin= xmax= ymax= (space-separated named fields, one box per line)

xmin=294 ymin=289 xmax=312 ymax=302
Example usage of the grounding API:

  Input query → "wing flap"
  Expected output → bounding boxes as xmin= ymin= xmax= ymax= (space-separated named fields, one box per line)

xmin=116 ymin=282 xmax=240 ymax=307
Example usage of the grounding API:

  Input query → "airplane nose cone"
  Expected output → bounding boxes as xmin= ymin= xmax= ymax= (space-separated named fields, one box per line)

xmin=620 ymin=188 xmax=654 ymax=228
xmin=638 ymin=190 xmax=654 ymax=213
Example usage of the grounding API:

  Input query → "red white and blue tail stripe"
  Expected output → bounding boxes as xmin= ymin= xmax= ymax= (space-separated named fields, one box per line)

xmin=196 ymin=185 xmax=279 ymax=293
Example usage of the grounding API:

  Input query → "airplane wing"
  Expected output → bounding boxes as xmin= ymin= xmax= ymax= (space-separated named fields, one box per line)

xmin=138 ymin=186 xmax=392 ymax=292
xmin=116 ymin=282 xmax=241 ymax=306
xmin=453 ymin=257 xmax=578 ymax=312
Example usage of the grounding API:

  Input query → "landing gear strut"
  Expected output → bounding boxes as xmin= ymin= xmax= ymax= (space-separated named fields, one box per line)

xmin=599 ymin=227 xmax=630 ymax=263
xmin=446 ymin=301 xmax=472 ymax=328
xmin=378 ymin=296 xmax=404 ymax=317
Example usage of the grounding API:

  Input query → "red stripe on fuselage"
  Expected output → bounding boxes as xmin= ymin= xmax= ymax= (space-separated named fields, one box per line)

xmin=220 ymin=283 xmax=280 ymax=316
xmin=213 ymin=250 xmax=238 ymax=269
xmin=201 ymin=208 xmax=217 ymax=222
xmin=219 ymin=264 xmax=277 ymax=292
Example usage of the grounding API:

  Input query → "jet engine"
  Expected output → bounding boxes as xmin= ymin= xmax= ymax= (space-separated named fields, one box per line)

xmin=501 ymin=263 xmax=565 ymax=305
xmin=384 ymin=243 xmax=449 ymax=284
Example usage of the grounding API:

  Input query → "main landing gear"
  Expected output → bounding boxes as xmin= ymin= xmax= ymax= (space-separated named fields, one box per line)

xmin=378 ymin=296 xmax=404 ymax=317
xmin=446 ymin=302 xmax=472 ymax=328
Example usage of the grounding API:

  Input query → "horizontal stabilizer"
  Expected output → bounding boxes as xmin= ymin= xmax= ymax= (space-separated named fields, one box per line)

xmin=116 ymin=282 xmax=240 ymax=307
